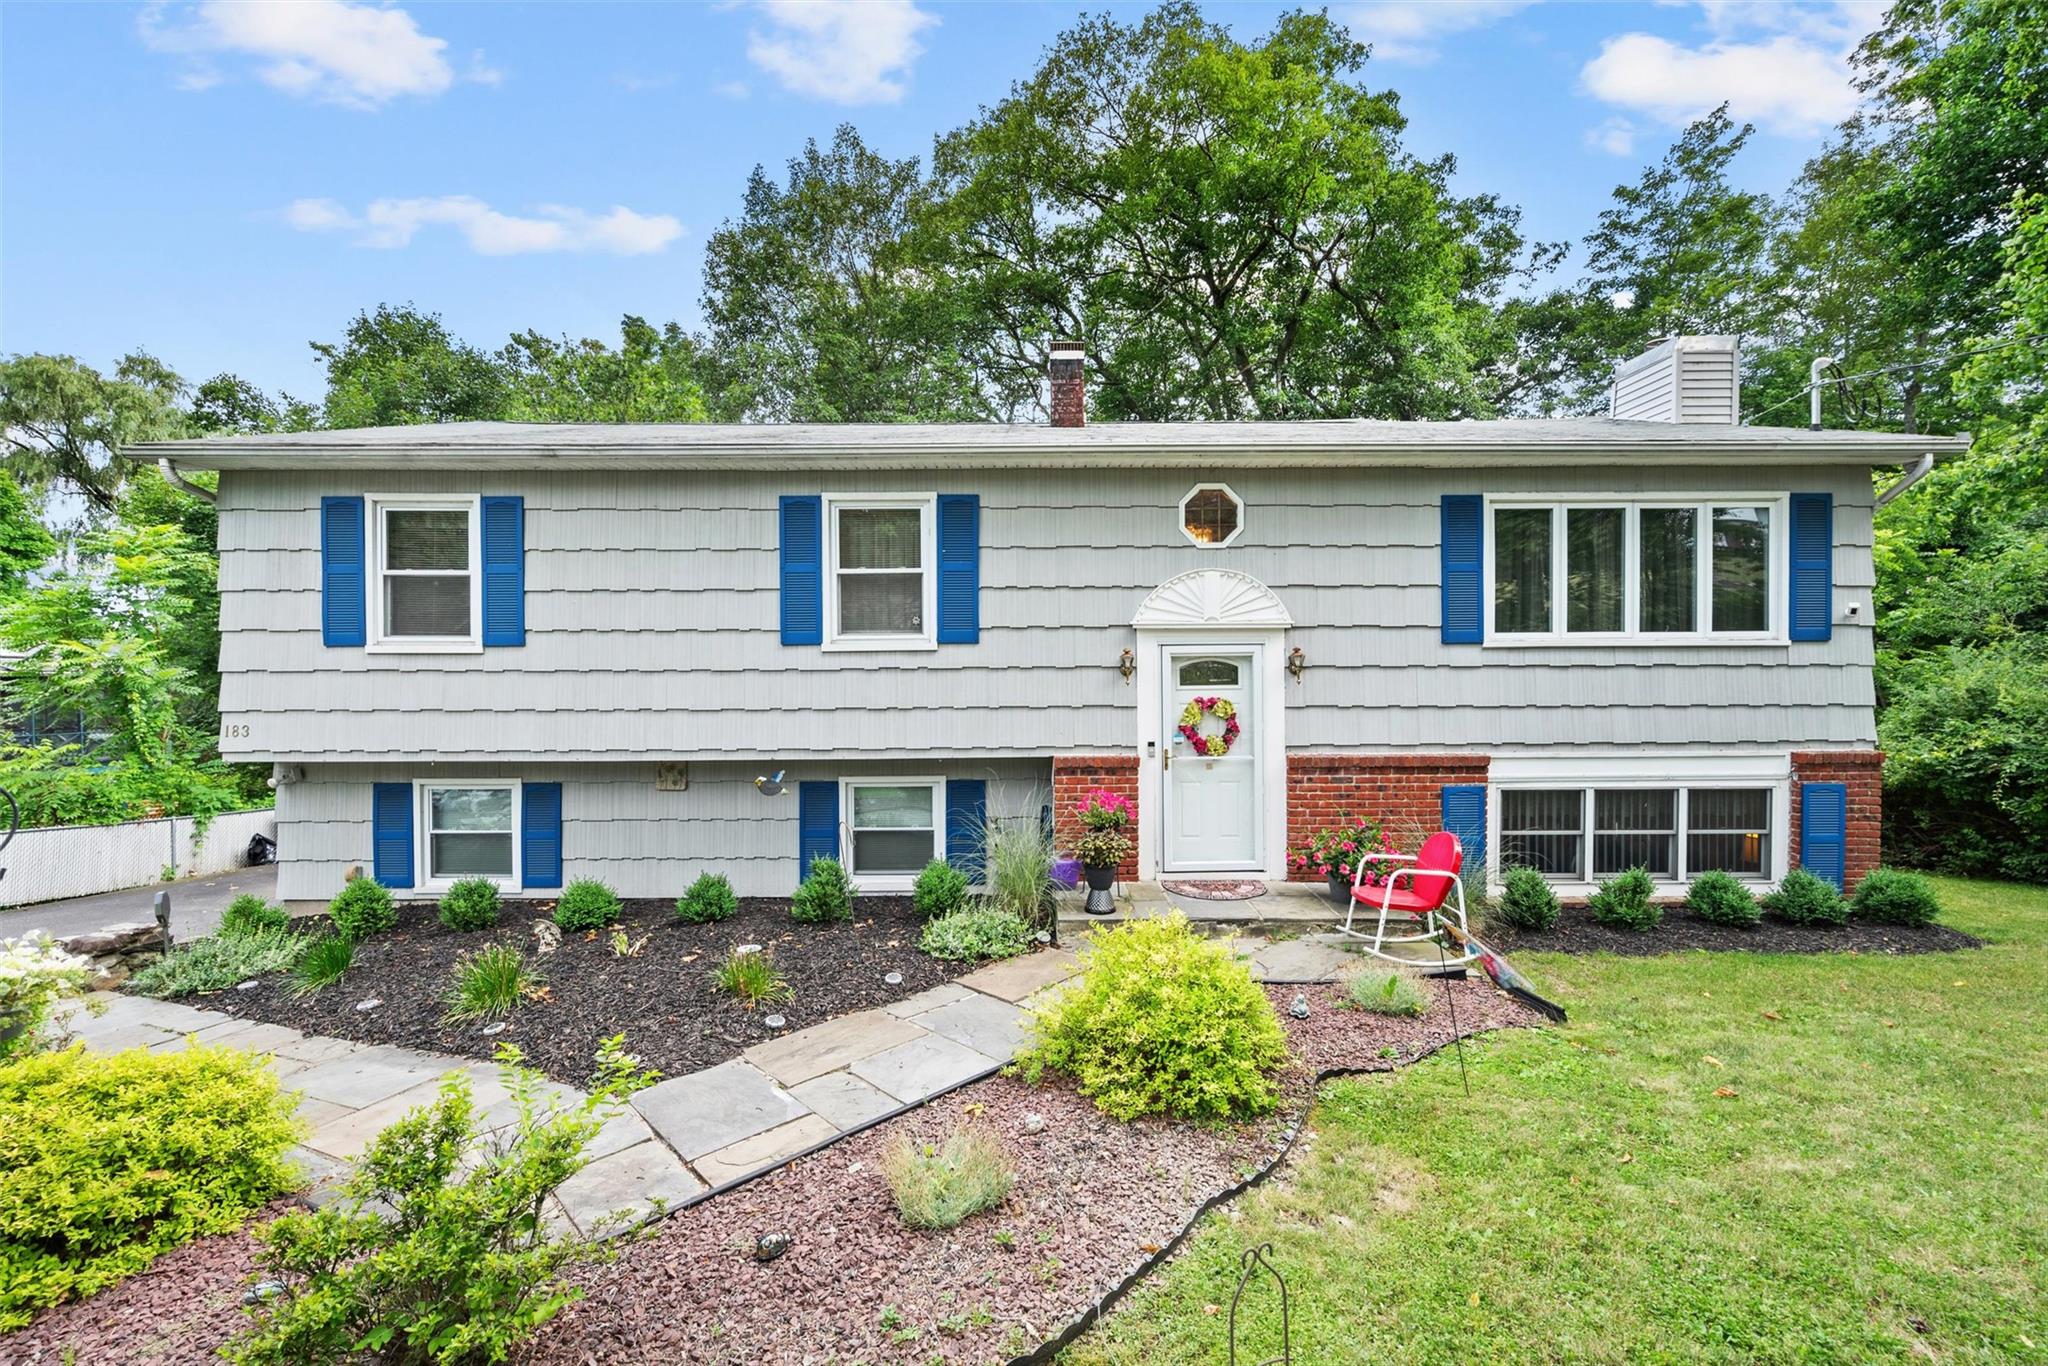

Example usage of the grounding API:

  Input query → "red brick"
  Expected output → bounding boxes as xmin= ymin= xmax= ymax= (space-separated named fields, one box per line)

xmin=1790 ymin=749 xmax=1883 ymax=889
xmin=1053 ymin=753 xmax=1138 ymax=880
xmin=1283 ymin=754 xmax=1491 ymax=883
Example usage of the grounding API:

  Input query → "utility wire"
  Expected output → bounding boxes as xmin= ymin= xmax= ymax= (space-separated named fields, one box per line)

xmin=1741 ymin=331 xmax=2048 ymax=427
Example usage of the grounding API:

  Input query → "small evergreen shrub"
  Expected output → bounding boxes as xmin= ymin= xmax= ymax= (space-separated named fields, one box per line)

xmin=1588 ymin=867 xmax=1661 ymax=932
xmin=128 ymin=929 xmax=303 ymax=999
xmin=710 ymin=947 xmax=791 ymax=1008
xmin=675 ymin=872 xmax=738 ymax=924
xmin=552 ymin=879 xmax=622 ymax=932
xmin=1851 ymin=867 xmax=1941 ymax=926
xmin=882 ymin=1127 xmax=1016 ymax=1230
xmin=1687 ymin=870 xmax=1762 ymax=928
xmin=919 ymin=906 xmax=1032 ymax=962
xmin=444 ymin=944 xmax=543 ymax=1023
xmin=438 ymin=877 xmax=502 ymax=932
xmin=290 ymin=936 xmax=355 ymax=998
xmin=1765 ymin=867 xmax=1850 ymax=926
xmin=1344 ymin=969 xmax=1428 ymax=1017
xmin=1015 ymin=913 xmax=1287 ymax=1122
xmin=791 ymin=856 xmax=856 ymax=924
xmin=218 ymin=893 xmax=289 ymax=939
xmin=328 ymin=877 xmax=396 ymax=942
xmin=912 ymin=859 xmax=971 ymax=919
xmin=1495 ymin=866 xmax=1561 ymax=932
xmin=0 ymin=1043 xmax=302 ymax=1331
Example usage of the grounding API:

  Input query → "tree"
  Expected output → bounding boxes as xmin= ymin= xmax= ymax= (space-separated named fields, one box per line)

xmin=189 ymin=373 xmax=319 ymax=435
xmin=312 ymin=304 xmax=511 ymax=428
xmin=0 ymin=351 xmax=189 ymax=510
xmin=0 ymin=471 xmax=56 ymax=598
xmin=499 ymin=316 xmax=710 ymax=422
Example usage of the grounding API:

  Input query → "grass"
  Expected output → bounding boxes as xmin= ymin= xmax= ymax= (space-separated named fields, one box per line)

xmin=882 ymin=1127 xmax=1016 ymax=1230
xmin=710 ymin=946 xmax=791 ymax=1007
xmin=1067 ymin=877 xmax=2048 ymax=1364
xmin=1341 ymin=967 xmax=1428 ymax=1016
xmin=289 ymin=935 xmax=354 ymax=998
xmin=126 ymin=929 xmax=302 ymax=998
xmin=442 ymin=943 xmax=543 ymax=1022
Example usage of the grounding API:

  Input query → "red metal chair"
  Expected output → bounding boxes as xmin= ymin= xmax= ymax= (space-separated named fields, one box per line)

xmin=1339 ymin=831 xmax=1478 ymax=966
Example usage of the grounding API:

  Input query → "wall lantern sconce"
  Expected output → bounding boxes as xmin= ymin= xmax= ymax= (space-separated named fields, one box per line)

xmin=1287 ymin=647 xmax=1306 ymax=683
xmin=1118 ymin=648 xmax=1137 ymax=684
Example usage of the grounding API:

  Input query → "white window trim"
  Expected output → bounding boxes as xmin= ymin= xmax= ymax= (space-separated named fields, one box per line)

xmin=414 ymin=778 xmax=522 ymax=894
xmin=367 ymin=493 xmax=484 ymax=655
xmin=821 ymin=493 xmax=938 ymax=653
xmin=1482 ymin=493 xmax=1789 ymax=647
xmin=839 ymin=776 xmax=943 ymax=892
xmin=1178 ymin=482 xmax=1246 ymax=549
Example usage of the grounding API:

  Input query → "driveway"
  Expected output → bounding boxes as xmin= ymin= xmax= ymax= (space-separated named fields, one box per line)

xmin=0 ymin=863 xmax=280 ymax=943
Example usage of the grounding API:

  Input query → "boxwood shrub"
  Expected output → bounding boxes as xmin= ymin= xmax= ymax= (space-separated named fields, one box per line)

xmin=791 ymin=856 xmax=855 ymax=925
xmin=1686 ymin=870 xmax=1762 ymax=928
xmin=1850 ymin=867 xmax=1941 ymax=926
xmin=676 ymin=872 xmax=739 ymax=924
xmin=552 ymin=879 xmax=622 ymax=932
xmin=218 ymin=893 xmax=289 ymax=939
xmin=328 ymin=877 xmax=396 ymax=942
xmin=912 ymin=859 xmax=971 ymax=920
xmin=438 ymin=877 xmax=501 ymax=932
xmin=1588 ymin=867 xmax=1661 ymax=932
xmin=1764 ymin=867 xmax=1849 ymax=926
xmin=1495 ymin=866 xmax=1560 ymax=932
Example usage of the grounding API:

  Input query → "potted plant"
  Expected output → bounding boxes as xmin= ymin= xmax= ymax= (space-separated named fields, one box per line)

xmin=1073 ymin=787 xmax=1134 ymax=913
xmin=1289 ymin=815 xmax=1390 ymax=903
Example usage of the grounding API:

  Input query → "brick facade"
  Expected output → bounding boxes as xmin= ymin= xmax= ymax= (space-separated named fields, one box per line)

xmin=1052 ymin=753 xmax=1139 ymax=880
xmin=1284 ymin=754 xmax=1491 ymax=882
xmin=1790 ymin=749 xmax=1883 ymax=890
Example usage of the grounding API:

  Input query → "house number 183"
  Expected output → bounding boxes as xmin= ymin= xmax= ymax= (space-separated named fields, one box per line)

xmin=221 ymin=723 xmax=252 ymax=741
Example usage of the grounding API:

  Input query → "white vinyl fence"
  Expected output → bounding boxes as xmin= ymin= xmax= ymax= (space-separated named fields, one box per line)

xmin=0 ymin=808 xmax=277 ymax=907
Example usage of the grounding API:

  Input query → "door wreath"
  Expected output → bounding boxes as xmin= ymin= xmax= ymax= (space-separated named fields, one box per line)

xmin=1177 ymin=696 xmax=1242 ymax=756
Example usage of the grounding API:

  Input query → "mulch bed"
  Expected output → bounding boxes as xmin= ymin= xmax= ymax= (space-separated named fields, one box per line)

xmin=174 ymin=899 xmax=995 ymax=1088
xmin=1485 ymin=905 xmax=1982 ymax=957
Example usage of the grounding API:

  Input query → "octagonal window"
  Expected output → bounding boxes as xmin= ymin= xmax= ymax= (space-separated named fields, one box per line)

xmin=1180 ymin=484 xmax=1243 ymax=548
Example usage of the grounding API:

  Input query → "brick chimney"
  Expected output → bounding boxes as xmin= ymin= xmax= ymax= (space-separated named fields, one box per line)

xmin=1048 ymin=340 xmax=1085 ymax=428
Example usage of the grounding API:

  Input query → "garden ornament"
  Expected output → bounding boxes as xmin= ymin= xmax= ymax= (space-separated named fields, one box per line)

xmin=1287 ymin=994 xmax=1310 ymax=1020
xmin=1439 ymin=923 xmax=1568 ymax=1023
xmin=754 ymin=1232 xmax=792 ymax=1262
xmin=1229 ymin=1242 xmax=1291 ymax=1365
xmin=754 ymin=769 xmax=787 ymax=797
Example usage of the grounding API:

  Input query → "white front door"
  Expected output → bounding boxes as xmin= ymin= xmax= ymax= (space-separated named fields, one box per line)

xmin=1162 ymin=650 xmax=1260 ymax=872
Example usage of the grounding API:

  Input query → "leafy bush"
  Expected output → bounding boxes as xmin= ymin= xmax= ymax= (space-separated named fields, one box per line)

xmin=1765 ymin=868 xmax=1850 ymax=926
xmin=1015 ymin=913 xmax=1287 ymax=1122
xmin=0 ymin=1043 xmax=302 ymax=1331
xmin=0 ymin=933 xmax=91 ymax=1060
xmin=1851 ymin=867 xmax=1942 ymax=926
xmin=290 ymin=935 xmax=355 ymax=998
xmin=1687 ymin=870 xmax=1762 ymax=928
xmin=444 ymin=944 xmax=543 ymax=1023
xmin=1074 ymin=829 xmax=1132 ymax=869
xmin=552 ymin=879 xmax=622 ymax=932
xmin=1588 ymin=868 xmax=1661 ymax=932
xmin=710 ymin=947 xmax=791 ymax=1008
xmin=222 ymin=1039 xmax=656 ymax=1366
xmin=437 ymin=878 xmax=501 ymax=932
xmin=127 ymin=928 xmax=303 ymax=998
xmin=218 ymin=893 xmax=289 ymax=939
xmin=1344 ymin=969 xmax=1428 ymax=1017
xmin=919 ymin=906 xmax=1033 ymax=962
xmin=1495 ymin=866 xmax=1561 ymax=932
xmin=0 ymin=745 xmax=258 ymax=830
xmin=328 ymin=877 xmax=397 ymax=942
xmin=791 ymin=855 xmax=856 ymax=924
xmin=913 ymin=859 xmax=971 ymax=919
xmin=675 ymin=872 xmax=738 ymax=924
xmin=882 ymin=1127 xmax=1016 ymax=1230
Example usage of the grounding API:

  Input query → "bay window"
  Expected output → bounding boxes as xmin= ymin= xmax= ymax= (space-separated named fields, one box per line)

xmin=1500 ymin=786 xmax=1774 ymax=884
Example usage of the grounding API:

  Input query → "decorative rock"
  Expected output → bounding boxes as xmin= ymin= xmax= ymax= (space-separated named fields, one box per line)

xmin=735 ymin=943 xmax=764 ymax=956
xmin=882 ymin=971 xmax=903 ymax=987
xmin=1288 ymin=993 xmax=1311 ymax=1020
xmin=481 ymin=1022 xmax=507 ymax=1036
xmin=1034 ymin=930 xmax=1052 ymax=945
xmin=236 ymin=979 xmax=260 ymax=991
xmin=1022 ymin=1112 xmax=1047 ymax=1135
xmin=763 ymin=1014 xmax=787 ymax=1030
xmin=241 ymin=1279 xmax=286 ymax=1306
xmin=753 ymin=1232 xmax=792 ymax=1262
xmin=355 ymin=997 xmax=383 ymax=1013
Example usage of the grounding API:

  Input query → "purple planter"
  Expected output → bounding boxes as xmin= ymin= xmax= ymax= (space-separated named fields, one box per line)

xmin=1052 ymin=857 xmax=1082 ymax=890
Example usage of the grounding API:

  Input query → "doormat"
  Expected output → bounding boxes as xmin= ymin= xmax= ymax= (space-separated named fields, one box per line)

xmin=1162 ymin=879 xmax=1268 ymax=901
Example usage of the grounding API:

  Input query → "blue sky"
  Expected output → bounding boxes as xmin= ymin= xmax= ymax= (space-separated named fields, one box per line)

xmin=1 ymin=1 xmax=1883 ymax=400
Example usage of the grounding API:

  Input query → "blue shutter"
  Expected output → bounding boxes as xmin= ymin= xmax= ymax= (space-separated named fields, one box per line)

xmin=945 ymin=779 xmax=987 ymax=879
xmin=936 ymin=495 xmax=980 ymax=644
xmin=780 ymin=496 xmax=824 ymax=646
xmin=481 ymin=496 xmax=525 ymax=647
xmin=1441 ymin=784 xmax=1487 ymax=870
xmin=320 ymin=496 xmax=367 ymax=647
xmin=798 ymin=780 xmax=840 ymax=875
xmin=521 ymin=782 xmax=563 ymax=888
xmin=1800 ymin=782 xmax=1847 ymax=890
xmin=371 ymin=783 xmax=414 ymax=889
xmin=1788 ymin=492 xmax=1833 ymax=642
xmin=1441 ymin=495 xmax=1483 ymax=644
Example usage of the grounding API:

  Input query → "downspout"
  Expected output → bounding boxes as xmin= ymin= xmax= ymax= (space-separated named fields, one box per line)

xmin=1875 ymin=453 xmax=1937 ymax=509
xmin=157 ymin=456 xmax=216 ymax=505
xmin=1808 ymin=355 xmax=1835 ymax=430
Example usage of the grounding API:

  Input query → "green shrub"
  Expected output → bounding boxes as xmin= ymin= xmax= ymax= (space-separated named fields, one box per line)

xmin=290 ymin=935 xmax=355 ymax=998
xmin=710 ymin=947 xmax=791 ymax=1008
xmin=444 ymin=944 xmax=543 ymax=1023
xmin=791 ymin=855 xmax=856 ymax=924
xmin=438 ymin=878 xmax=501 ymax=932
xmin=1687 ymin=870 xmax=1762 ymax=928
xmin=328 ymin=877 xmax=397 ymax=942
xmin=1765 ymin=867 xmax=1850 ymax=926
xmin=222 ymin=1039 xmax=657 ymax=1366
xmin=919 ymin=906 xmax=1032 ymax=962
xmin=913 ymin=859 xmax=971 ymax=919
xmin=675 ymin=872 xmax=738 ymax=924
xmin=1343 ymin=969 xmax=1428 ymax=1017
xmin=1851 ymin=867 xmax=1942 ymax=926
xmin=552 ymin=879 xmax=622 ymax=932
xmin=1495 ymin=866 xmax=1560 ymax=932
xmin=0 ymin=1043 xmax=303 ymax=1331
xmin=882 ymin=1127 xmax=1016 ymax=1230
xmin=1015 ymin=913 xmax=1287 ymax=1122
xmin=218 ymin=893 xmax=289 ymax=938
xmin=127 ymin=928 xmax=303 ymax=999
xmin=1588 ymin=867 xmax=1661 ymax=932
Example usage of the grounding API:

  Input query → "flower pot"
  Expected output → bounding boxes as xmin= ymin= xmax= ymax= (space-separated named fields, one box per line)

xmin=1052 ymin=857 xmax=1082 ymax=890
xmin=1083 ymin=862 xmax=1119 ymax=892
xmin=1328 ymin=872 xmax=1352 ymax=904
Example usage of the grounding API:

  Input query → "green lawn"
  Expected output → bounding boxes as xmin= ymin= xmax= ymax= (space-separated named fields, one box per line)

xmin=1067 ymin=878 xmax=2048 ymax=1364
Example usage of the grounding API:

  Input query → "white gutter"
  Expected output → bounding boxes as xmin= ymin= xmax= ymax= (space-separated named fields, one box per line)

xmin=157 ymin=457 xmax=217 ymax=505
xmin=1875 ymin=452 xmax=1937 ymax=509
xmin=1809 ymin=355 xmax=1835 ymax=430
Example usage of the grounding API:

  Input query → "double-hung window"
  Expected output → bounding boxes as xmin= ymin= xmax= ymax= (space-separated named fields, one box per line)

xmin=843 ymin=780 xmax=941 ymax=885
xmin=1500 ymin=786 xmax=1773 ymax=884
xmin=1488 ymin=497 xmax=1782 ymax=642
xmin=420 ymin=781 xmax=519 ymax=886
xmin=370 ymin=495 xmax=482 ymax=651
xmin=824 ymin=495 xmax=934 ymax=649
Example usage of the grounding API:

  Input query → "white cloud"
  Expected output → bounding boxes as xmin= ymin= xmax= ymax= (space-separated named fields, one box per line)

xmin=140 ymin=0 xmax=492 ymax=108
xmin=1338 ymin=1 xmax=1539 ymax=64
xmin=745 ymin=0 xmax=936 ymax=104
xmin=1584 ymin=116 xmax=1638 ymax=157
xmin=285 ymin=196 xmax=684 ymax=256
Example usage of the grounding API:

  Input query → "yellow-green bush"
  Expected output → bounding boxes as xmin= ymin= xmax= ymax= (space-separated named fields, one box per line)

xmin=0 ymin=1043 xmax=303 ymax=1329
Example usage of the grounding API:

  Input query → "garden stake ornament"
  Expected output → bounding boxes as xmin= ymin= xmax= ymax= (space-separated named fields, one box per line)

xmin=1228 ymin=1242 xmax=1291 ymax=1365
